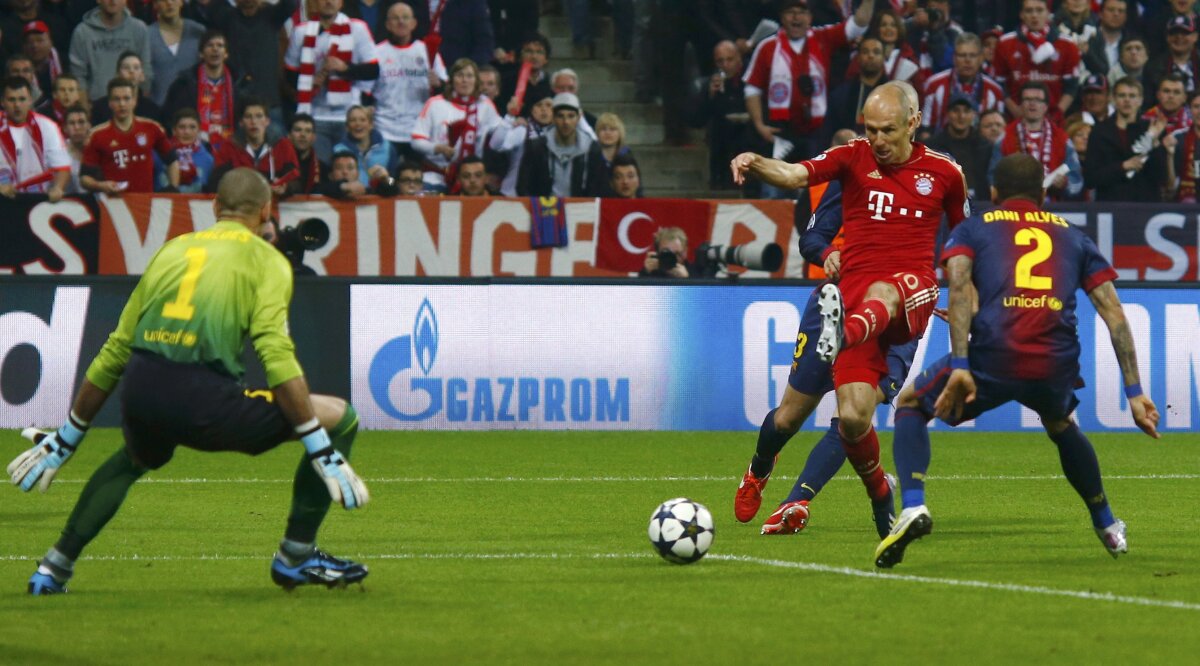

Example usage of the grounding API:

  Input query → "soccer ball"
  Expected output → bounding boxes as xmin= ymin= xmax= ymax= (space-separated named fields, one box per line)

xmin=648 ymin=498 xmax=715 ymax=564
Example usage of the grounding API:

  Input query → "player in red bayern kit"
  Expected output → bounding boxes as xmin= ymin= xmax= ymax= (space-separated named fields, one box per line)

xmin=731 ymin=81 xmax=969 ymax=526
xmin=81 ymin=78 xmax=179 ymax=194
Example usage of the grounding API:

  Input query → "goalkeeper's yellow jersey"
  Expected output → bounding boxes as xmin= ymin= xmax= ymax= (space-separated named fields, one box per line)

xmin=86 ymin=220 xmax=303 ymax=391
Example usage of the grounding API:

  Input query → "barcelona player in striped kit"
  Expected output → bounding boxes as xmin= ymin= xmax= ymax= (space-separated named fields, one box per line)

xmin=875 ymin=154 xmax=1161 ymax=569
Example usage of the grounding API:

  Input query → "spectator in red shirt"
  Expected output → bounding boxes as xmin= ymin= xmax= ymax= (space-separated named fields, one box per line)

xmin=210 ymin=98 xmax=301 ymax=197
xmin=81 ymin=77 xmax=178 ymax=193
xmin=994 ymin=0 xmax=1083 ymax=123
xmin=742 ymin=0 xmax=875 ymax=197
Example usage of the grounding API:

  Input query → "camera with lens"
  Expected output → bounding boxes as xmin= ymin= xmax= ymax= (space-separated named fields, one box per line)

xmin=274 ymin=217 xmax=330 ymax=276
xmin=795 ymin=74 xmax=815 ymax=97
xmin=919 ymin=0 xmax=943 ymax=27
xmin=695 ymin=241 xmax=784 ymax=278
xmin=656 ymin=249 xmax=679 ymax=271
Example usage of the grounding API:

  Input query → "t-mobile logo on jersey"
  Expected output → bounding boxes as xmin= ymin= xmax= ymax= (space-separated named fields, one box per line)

xmin=867 ymin=190 xmax=894 ymax=220
xmin=113 ymin=149 xmax=130 ymax=168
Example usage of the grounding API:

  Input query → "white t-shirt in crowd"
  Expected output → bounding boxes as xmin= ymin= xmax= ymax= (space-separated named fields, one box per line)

xmin=372 ymin=39 xmax=448 ymax=142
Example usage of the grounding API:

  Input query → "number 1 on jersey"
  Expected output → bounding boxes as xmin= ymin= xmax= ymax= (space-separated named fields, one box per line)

xmin=1014 ymin=227 xmax=1053 ymax=290
xmin=162 ymin=247 xmax=207 ymax=320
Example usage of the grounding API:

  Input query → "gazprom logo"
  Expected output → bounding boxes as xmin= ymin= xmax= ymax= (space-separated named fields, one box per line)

xmin=367 ymin=298 xmax=631 ymax=424
xmin=369 ymin=298 xmax=442 ymax=420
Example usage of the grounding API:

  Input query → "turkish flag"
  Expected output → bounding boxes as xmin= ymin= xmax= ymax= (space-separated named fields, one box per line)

xmin=595 ymin=198 xmax=713 ymax=272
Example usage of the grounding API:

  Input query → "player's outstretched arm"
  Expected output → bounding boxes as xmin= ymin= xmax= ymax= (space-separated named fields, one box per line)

xmin=275 ymin=376 xmax=370 ymax=509
xmin=8 ymin=379 xmax=110 ymax=493
xmin=1088 ymin=281 xmax=1160 ymax=439
xmin=934 ymin=255 xmax=978 ymax=421
xmin=730 ymin=152 xmax=810 ymax=189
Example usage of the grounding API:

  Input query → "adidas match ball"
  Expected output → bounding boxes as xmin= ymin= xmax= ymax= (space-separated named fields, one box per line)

xmin=648 ymin=498 xmax=714 ymax=564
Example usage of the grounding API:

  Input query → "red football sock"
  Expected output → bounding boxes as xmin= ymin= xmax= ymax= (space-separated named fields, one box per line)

xmin=843 ymin=298 xmax=892 ymax=348
xmin=839 ymin=425 xmax=890 ymax=501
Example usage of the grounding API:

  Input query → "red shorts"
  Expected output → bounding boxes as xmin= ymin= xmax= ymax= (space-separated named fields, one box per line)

xmin=833 ymin=271 xmax=939 ymax=388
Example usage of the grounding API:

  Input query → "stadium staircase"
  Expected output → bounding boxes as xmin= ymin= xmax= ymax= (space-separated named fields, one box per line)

xmin=540 ymin=14 xmax=713 ymax=198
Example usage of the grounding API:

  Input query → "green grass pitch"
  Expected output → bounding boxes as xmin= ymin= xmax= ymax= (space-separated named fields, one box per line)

xmin=2 ymin=429 xmax=1198 ymax=664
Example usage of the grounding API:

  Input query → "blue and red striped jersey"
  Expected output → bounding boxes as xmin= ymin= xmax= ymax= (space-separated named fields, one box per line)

xmin=941 ymin=198 xmax=1118 ymax=380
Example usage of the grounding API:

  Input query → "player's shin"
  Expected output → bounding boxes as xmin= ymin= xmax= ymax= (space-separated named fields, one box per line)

xmin=751 ymin=408 xmax=791 ymax=477
xmin=843 ymin=299 xmax=892 ymax=348
xmin=893 ymin=408 xmax=931 ymax=510
xmin=782 ymin=420 xmax=846 ymax=504
xmin=56 ymin=448 xmax=145 ymax=561
xmin=287 ymin=405 xmax=364 ymax=542
xmin=1048 ymin=423 xmax=1115 ymax=529
xmin=838 ymin=424 xmax=890 ymax=502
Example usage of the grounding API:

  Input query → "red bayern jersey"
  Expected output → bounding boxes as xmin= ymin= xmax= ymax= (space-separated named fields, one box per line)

xmin=992 ymin=31 xmax=1081 ymax=109
xmin=83 ymin=117 xmax=173 ymax=193
xmin=799 ymin=138 xmax=969 ymax=279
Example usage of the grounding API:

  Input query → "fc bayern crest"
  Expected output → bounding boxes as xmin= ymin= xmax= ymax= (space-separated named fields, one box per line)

xmin=769 ymin=82 xmax=789 ymax=104
xmin=915 ymin=172 xmax=934 ymax=196
xmin=136 ymin=133 xmax=148 ymax=147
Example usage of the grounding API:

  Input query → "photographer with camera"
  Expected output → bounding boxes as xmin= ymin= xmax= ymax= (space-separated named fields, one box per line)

xmin=639 ymin=227 xmax=693 ymax=279
xmin=907 ymin=0 xmax=962 ymax=76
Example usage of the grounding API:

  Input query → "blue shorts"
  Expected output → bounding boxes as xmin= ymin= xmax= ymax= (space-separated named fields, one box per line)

xmin=787 ymin=287 xmax=917 ymax=403
xmin=911 ymin=354 xmax=1082 ymax=426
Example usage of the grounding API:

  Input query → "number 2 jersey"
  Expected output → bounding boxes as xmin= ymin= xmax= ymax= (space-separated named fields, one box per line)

xmin=798 ymin=138 xmax=970 ymax=282
xmin=85 ymin=221 xmax=304 ymax=392
xmin=941 ymin=198 xmax=1118 ymax=380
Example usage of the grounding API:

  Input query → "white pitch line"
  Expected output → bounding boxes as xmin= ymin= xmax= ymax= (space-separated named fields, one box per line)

xmin=45 ymin=473 xmax=1200 ymax=484
xmin=0 ymin=550 xmax=1195 ymax=612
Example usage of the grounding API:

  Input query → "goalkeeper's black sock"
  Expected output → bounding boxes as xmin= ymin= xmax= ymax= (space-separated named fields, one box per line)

xmin=284 ymin=404 xmax=359 ymax=544
xmin=55 ymin=447 xmax=145 ymax=560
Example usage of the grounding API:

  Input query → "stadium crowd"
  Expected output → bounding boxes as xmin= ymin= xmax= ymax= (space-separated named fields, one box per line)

xmin=0 ymin=0 xmax=1196 ymax=202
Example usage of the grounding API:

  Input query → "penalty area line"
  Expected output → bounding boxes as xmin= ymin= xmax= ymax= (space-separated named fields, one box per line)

xmin=709 ymin=554 xmax=1200 ymax=612
xmin=0 ymin=551 xmax=1195 ymax=612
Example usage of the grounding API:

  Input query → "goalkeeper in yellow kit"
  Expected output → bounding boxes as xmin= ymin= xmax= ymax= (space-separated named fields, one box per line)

xmin=8 ymin=169 xmax=370 ymax=594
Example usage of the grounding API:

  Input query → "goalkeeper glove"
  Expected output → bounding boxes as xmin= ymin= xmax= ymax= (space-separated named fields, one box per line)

xmin=8 ymin=414 xmax=88 ymax=493
xmin=309 ymin=446 xmax=370 ymax=510
xmin=298 ymin=420 xmax=369 ymax=510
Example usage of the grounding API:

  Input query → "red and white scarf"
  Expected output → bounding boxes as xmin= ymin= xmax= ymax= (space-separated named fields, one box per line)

xmin=197 ymin=66 xmax=234 ymax=141
xmin=296 ymin=13 xmax=355 ymax=114
xmin=0 ymin=116 xmax=47 ymax=190
xmin=767 ymin=30 xmax=819 ymax=126
xmin=445 ymin=95 xmax=478 ymax=192
xmin=1003 ymin=119 xmax=1067 ymax=175
xmin=48 ymin=47 xmax=62 ymax=82
xmin=424 ymin=0 xmax=448 ymax=60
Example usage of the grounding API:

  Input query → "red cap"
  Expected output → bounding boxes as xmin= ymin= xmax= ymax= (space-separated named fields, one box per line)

xmin=23 ymin=20 xmax=50 ymax=36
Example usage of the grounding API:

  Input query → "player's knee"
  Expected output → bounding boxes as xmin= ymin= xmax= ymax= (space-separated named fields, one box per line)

xmin=772 ymin=407 xmax=802 ymax=435
xmin=312 ymin=394 xmax=349 ymax=431
xmin=837 ymin=409 xmax=872 ymax=439
xmin=866 ymin=282 xmax=902 ymax=316
xmin=1042 ymin=417 xmax=1073 ymax=436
